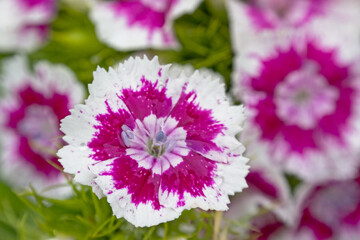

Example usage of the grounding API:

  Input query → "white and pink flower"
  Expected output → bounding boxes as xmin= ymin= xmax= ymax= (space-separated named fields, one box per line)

xmin=291 ymin=171 xmax=360 ymax=240
xmin=230 ymin=170 xmax=360 ymax=240
xmin=227 ymin=0 xmax=360 ymax=51
xmin=58 ymin=56 xmax=249 ymax=227
xmin=0 ymin=56 xmax=85 ymax=195
xmin=89 ymin=0 xmax=202 ymax=50
xmin=226 ymin=162 xmax=294 ymax=239
xmin=233 ymin=24 xmax=360 ymax=182
xmin=0 ymin=0 xmax=56 ymax=52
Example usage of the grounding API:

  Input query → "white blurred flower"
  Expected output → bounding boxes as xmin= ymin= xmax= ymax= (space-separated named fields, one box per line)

xmin=0 ymin=55 xmax=85 ymax=196
xmin=0 ymin=0 xmax=57 ymax=52
xmin=89 ymin=0 xmax=202 ymax=50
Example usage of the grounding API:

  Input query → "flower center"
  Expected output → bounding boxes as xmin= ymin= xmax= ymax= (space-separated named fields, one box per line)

xmin=17 ymin=104 xmax=60 ymax=155
xmin=274 ymin=62 xmax=338 ymax=129
xmin=146 ymin=130 xmax=175 ymax=158
xmin=120 ymin=115 xmax=188 ymax=174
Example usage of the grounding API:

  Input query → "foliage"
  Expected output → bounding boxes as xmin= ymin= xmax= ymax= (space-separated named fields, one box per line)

xmin=20 ymin=180 xmax=216 ymax=240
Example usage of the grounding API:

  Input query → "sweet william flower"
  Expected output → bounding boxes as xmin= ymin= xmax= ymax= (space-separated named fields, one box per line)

xmin=228 ymin=170 xmax=360 ymax=240
xmin=0 ymin=0 xmax=56 ymax=52
xmin=0 ymin=56 xmax=85 ymax=195
xmin=58 ymin=56 xmax=249 ymax=227
xmin=89 ymin=0 xmax=202 ymax=50
xmin=227 ymin=0 xmax=360 ymax=51
xmin=233 ymin=23 xmax=360 ymax=182
xmin=292 ymin=170 xmax=360 ymax=240
xmin=226 ymin=161 xmax=294 ymax=240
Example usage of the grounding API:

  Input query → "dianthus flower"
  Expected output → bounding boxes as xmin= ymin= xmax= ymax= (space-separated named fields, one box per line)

xmin=227 ymin=0 xmax=360 ymax=49
xmin=0 ymin=0 xmax=56 ymax=52
xmin=226 ymin=162 xmax=294 ymax=239
xmin=233 ymin=24 xmax=360 ymax=181
xmin=58 ymin=56 xmax=249 ymax=227
xmin=292 ymin=170 xmax=360 ymax=240
xmin=235 ymin=170 xmax=360 ymax=239
xmin=90 ymin=0 xmax=202 ymax=50
xmin=0 ymin=56 xmax=85 ymax=194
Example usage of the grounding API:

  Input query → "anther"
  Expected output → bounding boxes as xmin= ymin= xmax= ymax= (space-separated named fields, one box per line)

xmin=155 ymin=130 xmax=167 ymax=143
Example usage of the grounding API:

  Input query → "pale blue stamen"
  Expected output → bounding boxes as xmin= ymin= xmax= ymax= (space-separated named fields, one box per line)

xmin=155 ymin=130 xmax=167 ymax=143
xmin=121 ymin=125 xmax=175 ymax=157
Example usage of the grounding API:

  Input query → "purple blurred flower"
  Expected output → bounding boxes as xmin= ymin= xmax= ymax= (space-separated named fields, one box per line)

xmin=292 ymin=171 xmax=360 ymax=239
xmin=89 ymin=0 xmax=202 ymax=50
xmin=58 ymin=56 xmax=249 ymax=227
xmin=233 ymin=25 xmax=360 ymax=181
xmin=0 ymin=0 xmax=56 ymax=52
xmin=227 ymin=162 xmax=294 ymax=239
xmin=0 ymin=56 xmax=85 ymax=195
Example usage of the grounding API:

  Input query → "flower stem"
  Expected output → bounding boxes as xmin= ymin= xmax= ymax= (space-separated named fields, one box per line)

xmin=213 ymin=211 xmax=223 ymax=240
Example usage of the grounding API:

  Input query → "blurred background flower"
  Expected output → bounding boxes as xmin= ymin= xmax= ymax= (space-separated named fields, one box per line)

xmin=0 ymin=0 xmax=57 ymax=52
xmin=90 ymin=0 xmax=203 ymax=50
xmin=0 ymin=55 xmax=85 ymax=196
xmin=232 ymin=24 xmax=360 ymax=182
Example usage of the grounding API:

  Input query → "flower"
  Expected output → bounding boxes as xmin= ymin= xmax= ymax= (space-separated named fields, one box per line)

xmin=229 ymin=170 xmax=360 ymax=240
xmin=226 ymin=162 xmax=294 ymax=240
xmin=0 ymin=0 xmax=56 ymax=52
xmin=291 ymin=170 xmax=360 ymax=240
xmin=58 ymin=56 xmax=249 ymax=227
xmin=227 ymin=0 xmax=360 ymax=51
xmin=0 ymin=56 xmax=85 ymax=195
xmin=89 ymin=0 xmax=202 ymax=50
xmin=232 ymin=24 xmax=360 ymax=182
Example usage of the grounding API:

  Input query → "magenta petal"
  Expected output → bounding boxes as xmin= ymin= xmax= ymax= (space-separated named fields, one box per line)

xmin=161 ymin=151 xmax=216 ymax=207
xmin=88 ymin=102 xmax=133 ymax=161
xmin=120 ymin=77 xmax=172 ymax=120
xmin=170 ymin=90 xmax=225 ymax=153
xmin=111 ymin=1 xmax=166 ymax=30
xmin=251 ymin=47 xmax=302 ymax=94
xmin=246 ymin=170 xmax=279 ymax=199
xmin=101 ymin=156 xmax=163 ymax=210
xmin=299 ymin=209 xmax=334 ymax=239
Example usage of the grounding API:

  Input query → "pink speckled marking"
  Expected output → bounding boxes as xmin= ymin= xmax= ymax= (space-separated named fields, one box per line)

xmin=120 ymin=77 xmax=172 ymax=120
xmin=170 ymin=89 xmax=225 ymax=154
xmin=88 ymin=77 xmax=224 ymax=208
